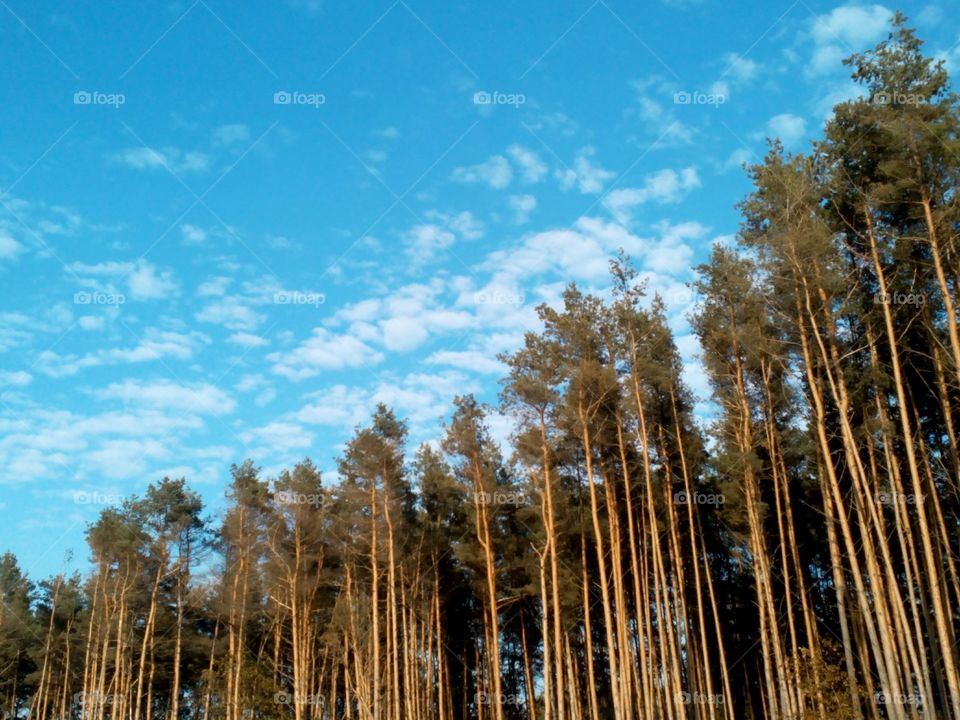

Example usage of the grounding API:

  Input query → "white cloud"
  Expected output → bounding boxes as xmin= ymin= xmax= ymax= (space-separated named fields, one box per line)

xmin=508 ymin=194 xmax=537 ymax=224
xmin=241 ymin=421 xmax=313 ymax=453
xmin=381 ymin=310 xmax=471 ymax=353
xmin=405 ymin=224 xmax=456 ymax=265
xmin=806 ymin=4 xmax=891 ymax=75
xmin=213 ymin=124 xmax=251 ymax=146
xmin=0 ymin=370 xmax=31 ymax=386
xmin=0 ymin=313 xmax=33 ymax=353
xmin=295 ymin=370 xmax=477 ymax=440
xmin=723 ymin=148 xmax=753 ymax=172
xmin=0 ymin=405 xmax=211 ymax=484
xmin=0 ymin=231 xmax=24 ymax=260
xmin=68 ymin=261 xmax=131 ymax=276
xmin=381 ymin=316 xmax=429 ymax=352
xmin=255 ymin=388 xmax=276 ymax=406
xmin=87 ymin=439 xmax=170 ymax=479
xmin=269 ymin=328 xmax=383 ymax=380
xmin=372 ymin=371 xmax=478 ymax=428
xmin=404 ymin=211 xmax=483 ymax=264
xmin=115 ymin=146 xmax=211 ymax=173
xmin=765 ymin=113 xmax=807 ymax=147
xmin=266 ymin=234 xmax=297 ymax=250
xmin=480 ymin=217 xmax=645 ymax=286
xmin=297 ymin=385 xmax=369 ymax=426
xmin=556 ymin=148 xmax=615 ymax=194
xmin=810 ymin=4 xmax=891 ymax=46
xmin=709 ymin=80 xmax=730 ymax=99
xmin=422 ymin=210 xmax=484 ymax=240
xmin=644 ymin=221 xmax=709 ymax=274
xmin=916 ymin=5 xmax=942 ymax=26
xmin=196 ymin=299 xmax=266 ymax=332
xmin=813 ymin=79 xmax=867 ymax=121
xmin=336 ymin=298 xmax=381 ymax=324
xmin=36 ymin=329 xmax=208 ymax=377
xmin=198 ymin=276 xmax=232 ymax=297
xmin=451 ymin=155 xmax=513 ymax=189
xmin=628 ymin=81 xmax=694 ymax=146
xmin=426 ymin=350 xmax=505 ymax=374
xmin=447 ymin=211 xmax=484 ymax=240
xmin=229 ymin=332 xmax=268 ymax=348
xmin=96 ymin=379 xmax=236 ymax=414
xmin=327 ymin=281 xmax=474 ymax=355
xmin=128 ymin=260 xmax=178 ymax=300
xmin=181 ymin=224 xmax=207 ymax=243
xmin=525 ymin=111 xmax=579 ymax=137
xmin=68 ymin=259 xmax=178 ymax=301
xmin=78 ymin=315 xmax=105 ymax=331
xmin=172 ymin=151 xmax=209 ymax=172
xmin=506 ymin=144 xmax=548 ymax=183
xmin=722 ymin=52 xmax=760 ymax=84
xmin=235 ymin=373 xmax=267 ymax=393
xmin=115 ymin=147 xmax=165 ymax=170
xmin=603 ymin=167 xmax=700 ymax=224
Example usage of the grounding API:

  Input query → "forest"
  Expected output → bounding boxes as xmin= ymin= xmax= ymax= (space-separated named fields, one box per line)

xmin=1 ymin=15 xmax=959 ymax=720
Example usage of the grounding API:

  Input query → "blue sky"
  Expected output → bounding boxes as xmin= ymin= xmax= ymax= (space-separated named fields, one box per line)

xmin=0 ymin=0 xmax=956 ymax=580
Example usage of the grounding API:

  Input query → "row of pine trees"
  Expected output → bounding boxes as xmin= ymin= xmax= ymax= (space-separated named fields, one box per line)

xmin=2 ymin=15 xmax=959 ymax=720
